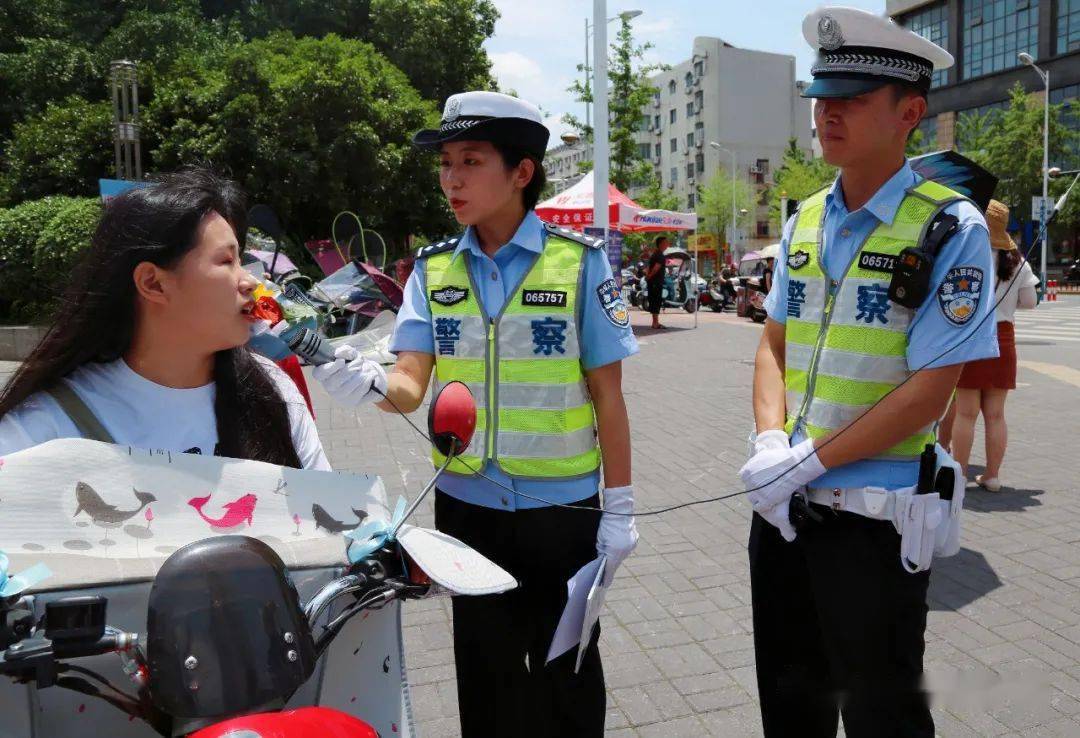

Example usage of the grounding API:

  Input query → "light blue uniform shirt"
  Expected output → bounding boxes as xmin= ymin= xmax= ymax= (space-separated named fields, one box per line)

xmin=763 ymin=162 xmax=998 ymax=491
xmin=390 ymin=211 xmax=638 ymax=510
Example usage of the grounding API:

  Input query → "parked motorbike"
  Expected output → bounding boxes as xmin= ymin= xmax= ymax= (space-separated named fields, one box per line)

xmin=696 ymin=275 xmax=735 ymax=313
xmin=0 ymin=383 xmax=507 ymax=738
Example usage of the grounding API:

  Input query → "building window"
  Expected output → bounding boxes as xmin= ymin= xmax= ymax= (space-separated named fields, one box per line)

xmin=670 ymin=108 xmax=677 ymax=124
xmin=670 ymin=137 xmax=678 ymax=153
xmin=694 ymin=90 xmax=703 ymax=112
xmin=668 ymin=79 xmax=676 ymax=94
xmin=694 ymin=60 xmax=704 ymax=77
xmin=639 ymin=143 xmax=652 ymax=159
xmin=694 ymin=121 xmax=704 ymax=145
xmin=757 ymin=221 xmax=770 ymax=237
xmin=654 ymin=114 xmax=661 ymax=130
xmin=686 ymin=132 xmax=695 ymax=149
xmin=639 ymin=115 xmax=651 ymax=132
xmin=686 ymin=101 xmax=695 ymax=117
xmin=962 ymin=0 xmax=1038 ymax=80
xmin=1059 ymin=0 xmax=1080 ymax=53
xmin=902 ymin=1 xmax=948 ymax=88
xmin=753 ymin=158 xmax=770 ymax=185
xmin=695 ymin=152 xmax=705 ymax=174
xmin=916 ymin=116 xmax=938 ymax=148
xmin=684 ymin=71 xmax=694 ymax=89
xmin=688 ymin=193 xmax=696 ymax=209
xmin=670 ymin=167 xmax=678 ymax=186
xmin=686 ymin=162 xmax=695 ymax=179
xmin=1051 ymin=84 xmax=1080 ymax=166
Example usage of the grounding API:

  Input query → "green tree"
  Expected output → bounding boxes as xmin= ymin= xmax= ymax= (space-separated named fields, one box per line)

xmin=958 ymin=84 xmax=1076 ymax=223
xmin=696 ymin=171 xmax=755 ymax=250
xmin=564 ymin=15 xmax=663 ymax=190
xmin=767 ymin=139 xmax=836 ymax=225
xmin=146 ymin=32 xmax=452 ymax=246
xmin=0 ymin=96 xmax=113 ymax=205
xmin=620 ymin=163 xmax=681 ymax=261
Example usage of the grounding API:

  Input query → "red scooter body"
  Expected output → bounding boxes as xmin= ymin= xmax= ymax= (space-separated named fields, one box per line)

xmin=190 ymin=706 xmax=378 ymax=738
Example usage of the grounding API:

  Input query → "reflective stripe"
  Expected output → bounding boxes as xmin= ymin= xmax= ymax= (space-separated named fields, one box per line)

xmin=825 ymin=278 xmax=916 ymax=331
xmin=787 ymin=343 xmax=909 ymax=384
xmin=500 ymin=382 xmax=589 ymax=409
xmin=497 ymin=313 xmax=582 ymax=360
xmin=497 ymin=425 xmax=598 ymax=459
xmin=429 ymin=314 xmax=488 ymax=358
xmin=800 ymin=395 xmax=935 ymax=436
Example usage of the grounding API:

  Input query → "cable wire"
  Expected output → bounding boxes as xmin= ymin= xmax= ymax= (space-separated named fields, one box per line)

xmin=372 ymin=172 xmax=1080 ymax=519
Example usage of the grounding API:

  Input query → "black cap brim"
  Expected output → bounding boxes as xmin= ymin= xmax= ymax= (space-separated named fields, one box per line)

xmin=801 ymin=75 xmax=890 ymax=99
xmin=412 ymin=117 xmax=549 ymax=160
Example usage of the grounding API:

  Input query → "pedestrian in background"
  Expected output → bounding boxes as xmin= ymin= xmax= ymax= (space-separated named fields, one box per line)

xmin=951 ymin=200 xmax=1039 ymax=491
xmin=646 ymin=235 xmax=668 ymax=329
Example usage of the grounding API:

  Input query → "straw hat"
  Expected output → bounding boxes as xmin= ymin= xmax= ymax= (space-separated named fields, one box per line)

xmin=984 ymin=199 xmax=1017 ymax=251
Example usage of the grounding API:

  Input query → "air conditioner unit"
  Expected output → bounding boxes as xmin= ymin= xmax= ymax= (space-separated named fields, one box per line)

xmin=653 ymin=97 xmax=661 ymax=108
xmin=695 ymin=137 xmax=703 ymax=148
xmin=653 ymin=155 xmax=662 ymax=165
xmin=749 ymin=165 xmax=763 ymax=174
xmin=647 ymin=121 xmax=655 ymax=131
xmin=655 ymin=128 xmax=663 ymax=138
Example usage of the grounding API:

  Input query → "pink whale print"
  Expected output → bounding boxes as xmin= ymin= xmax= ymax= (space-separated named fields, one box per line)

xmin=188 ymin=493 xmax=257 ymax=529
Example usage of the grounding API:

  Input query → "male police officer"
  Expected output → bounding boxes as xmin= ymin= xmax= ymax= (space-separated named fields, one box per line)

xmin=740 ymin=9 xmax=998 ymax=737
xmin=313 ymin=91 xmax=638 ymax=737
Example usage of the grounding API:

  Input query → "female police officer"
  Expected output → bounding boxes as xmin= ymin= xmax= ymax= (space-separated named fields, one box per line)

xmin=739 ymin=8 xmax=997 ymax=737
xmin=312 ymin=91 xmax=638 ymax=737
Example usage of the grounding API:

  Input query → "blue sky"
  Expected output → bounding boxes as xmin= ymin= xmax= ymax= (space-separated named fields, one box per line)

xmin=484 ymin=0 xmax=884 ymax=143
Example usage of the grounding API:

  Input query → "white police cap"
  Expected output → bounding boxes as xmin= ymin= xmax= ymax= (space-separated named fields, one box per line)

xmin=802 ymin=6 xmax=954 ymax=99
xmin=413 ymin=91 xmax=550 ymax=159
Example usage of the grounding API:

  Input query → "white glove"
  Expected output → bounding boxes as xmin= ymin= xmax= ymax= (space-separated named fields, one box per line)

xmin=753 ymin=429 xmax=790 ymax=455
xmin=597 ymin=485 xmax=638 ymax=586
xmin=758 ymin=499 xmax=797 ymax=543
xmin=311 ymin=345 xmax=388 ymax=407
xmin=739 ymin=437 xmax=826 ymax=514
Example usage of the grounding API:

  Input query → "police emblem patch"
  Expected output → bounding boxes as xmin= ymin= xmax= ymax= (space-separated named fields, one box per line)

xmin=817 ymin=15 xmax=845 ymax=51
xmin=443 ymin=97 xmax=462 ymax=122
xmin=937 ymin=266 xmax=983 ymax=326
xmin=596 ymin=278 xmax=629 ymax=327
xmin=788 ymin=250 xmax=810 ymax=270
xmin=430 ymin=286 xmax=468 ymax=307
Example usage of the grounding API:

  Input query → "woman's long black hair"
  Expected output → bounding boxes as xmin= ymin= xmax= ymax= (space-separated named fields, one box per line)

xmin=0 ymin=168 xmax=302 ymax=468
xmin=997 ymin=248 xmax=1021 ymax=284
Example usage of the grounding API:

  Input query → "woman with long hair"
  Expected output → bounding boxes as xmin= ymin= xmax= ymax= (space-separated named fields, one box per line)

xmin=0 ymin=168 xmax=328 ymax=470
xmin=951 ymin=200 xmax=1039 ymax=490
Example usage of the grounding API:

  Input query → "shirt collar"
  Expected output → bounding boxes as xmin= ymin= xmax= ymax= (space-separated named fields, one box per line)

xmin=824 ymin=161 xmax=917 ymax=227
xmin=452 ymin=210 xmax=546 ymax=262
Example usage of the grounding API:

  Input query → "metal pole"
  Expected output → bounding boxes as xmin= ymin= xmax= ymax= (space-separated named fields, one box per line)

xmin=592 ymin=0 xmax=609 ymax=235
xmin=1042 ymin=68 xmax=1050 ymax=283
xmin=730 ymin=151 xmax=737 ymax=261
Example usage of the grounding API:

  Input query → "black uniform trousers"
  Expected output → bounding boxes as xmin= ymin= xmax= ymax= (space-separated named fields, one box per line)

xmin=748 ymin=507 xmax=934 ymax=738
xmin=434 ymin=490 xmax=606 ymax=738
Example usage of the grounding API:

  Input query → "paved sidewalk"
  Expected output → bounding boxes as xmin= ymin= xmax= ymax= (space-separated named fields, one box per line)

xmin=305 ymin=297 xmax=1080 ymax=736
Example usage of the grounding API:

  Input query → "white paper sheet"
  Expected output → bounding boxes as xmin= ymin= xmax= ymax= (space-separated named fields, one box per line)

xmin=546 ymin=555 xmax=606 ymax=667
xmin=576 ymin=556 xmax=609 ymax=673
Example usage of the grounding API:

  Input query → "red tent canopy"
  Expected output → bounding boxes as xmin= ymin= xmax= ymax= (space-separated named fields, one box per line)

xmin=535 ymin=170 xmax=640 ymax=229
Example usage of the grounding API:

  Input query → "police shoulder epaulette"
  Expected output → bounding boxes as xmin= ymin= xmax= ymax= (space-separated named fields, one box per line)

xmin=415 ymin=236 xmax=461 ymax=259
xmin=544 ymin=222 xmax=605 ymax=249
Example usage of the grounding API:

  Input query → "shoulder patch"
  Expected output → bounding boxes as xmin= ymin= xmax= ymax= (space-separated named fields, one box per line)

xmin=596 ymin=278 xmax=629 ymax=327
xmin=937 ymin=265 xmax=984 ymax=326
xmin=415 ymin=236 xmax=461 ymax=259
xmin=543 ymin=222 xmax=605 ymax=249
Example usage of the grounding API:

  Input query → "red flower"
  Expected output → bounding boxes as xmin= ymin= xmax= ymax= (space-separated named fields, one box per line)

xmin=251 ymin=295 xmax=285 ymax=326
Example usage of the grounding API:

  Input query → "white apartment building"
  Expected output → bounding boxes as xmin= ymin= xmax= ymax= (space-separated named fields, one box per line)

xmin=634 ymin=37 xmax=813 ymax=249
xmin=543 ymin=141 xmax=589 ymax=196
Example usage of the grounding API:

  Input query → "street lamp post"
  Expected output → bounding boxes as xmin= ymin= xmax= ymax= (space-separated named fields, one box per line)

xmin=589 ymin=7 xmax=642 ymax=239
xmin=1020 ymin=52 xmax=1050 ymax=283
xmin=709 ymin=142 xmax=738 ymax=261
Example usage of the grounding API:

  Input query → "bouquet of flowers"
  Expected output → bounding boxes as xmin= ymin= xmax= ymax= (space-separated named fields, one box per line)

xmin=247 ymin=280 xmax=326 ymax=362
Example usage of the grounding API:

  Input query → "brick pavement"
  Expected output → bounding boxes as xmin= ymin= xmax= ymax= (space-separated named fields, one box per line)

xmin=4 ymin=298 xmax=1079 ymax=736
xmin=307 ymin=300 xmax=1080 ymax=737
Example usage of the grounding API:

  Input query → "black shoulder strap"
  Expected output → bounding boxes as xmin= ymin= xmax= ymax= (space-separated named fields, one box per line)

xmin=543 ymin=222 xmax=605 ymax=249
xmin=921 ymin=210 xmax=961 ymax=258
xmin=45 ymin=382 xmax=115 ymax=443
xmin=415 ymin=235 xmax=463 ymax=259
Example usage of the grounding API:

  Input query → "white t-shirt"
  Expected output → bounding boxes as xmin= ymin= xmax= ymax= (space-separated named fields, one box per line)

xmin=0 ymin=357 xmax=330 ymax=471
xmin=993 ymin=258 xmax=1040 ymax=324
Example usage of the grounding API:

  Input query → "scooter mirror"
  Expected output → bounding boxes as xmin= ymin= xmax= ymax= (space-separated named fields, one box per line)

xmin=248 ymin=204 xmax=284 ymax=243
xmin=427 ymin=382 xmax=476 ymax=458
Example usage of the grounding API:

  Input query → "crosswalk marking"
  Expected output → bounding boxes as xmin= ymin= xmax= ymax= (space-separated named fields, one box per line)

xmin=1013 ymin=298 xmax=1080 ymax=344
